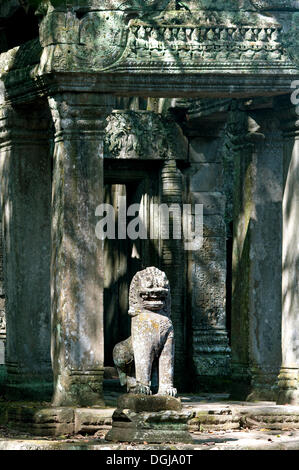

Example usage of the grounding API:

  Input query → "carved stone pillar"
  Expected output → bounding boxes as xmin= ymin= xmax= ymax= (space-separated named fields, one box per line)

xmin=190 ymin=238 xmax=231 ymax=392
xmin=49 ymin=92 xmax=115 ymax=406
xmin=277 ymin=98 xmax=299 ymax=405
xmin=229 ymin=104 xmax=255 ymax=398
xmin=160 ymin=159 xmax=186 ymax=390
xmin=230 ymin=104 xmax=283 ymax=401
xmin=182 ymin=104 xmax=231 ymax=391
xmin=187 ymin=135 xmax=231 ymax=391
xmin=0 ymin=102 xmax=52 ymax=399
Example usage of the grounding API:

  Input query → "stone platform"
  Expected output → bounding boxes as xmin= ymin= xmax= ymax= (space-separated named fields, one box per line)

xmin=1 ymin=394 xmax=299 ymax=439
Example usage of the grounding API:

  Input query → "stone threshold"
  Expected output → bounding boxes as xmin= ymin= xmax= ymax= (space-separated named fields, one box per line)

xmin=1 ymin=396 xmax=299 ymax=437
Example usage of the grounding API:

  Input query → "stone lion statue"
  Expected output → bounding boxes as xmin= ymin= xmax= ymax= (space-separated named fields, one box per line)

xmin=113 ymin=266 xmax=177 ymax=397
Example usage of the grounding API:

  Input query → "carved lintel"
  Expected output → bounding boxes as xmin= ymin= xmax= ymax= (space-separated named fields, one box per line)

xmin=104 ymin=110 xmax=187 ymax=160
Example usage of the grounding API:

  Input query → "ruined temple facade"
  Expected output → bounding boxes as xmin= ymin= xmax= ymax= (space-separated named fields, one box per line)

xmin=0 ymin=0 xmax=298 ymax=406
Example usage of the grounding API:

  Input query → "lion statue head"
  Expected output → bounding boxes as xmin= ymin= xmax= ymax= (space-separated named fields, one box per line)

xmin=128 ymin=266 xmax=171 ymax=318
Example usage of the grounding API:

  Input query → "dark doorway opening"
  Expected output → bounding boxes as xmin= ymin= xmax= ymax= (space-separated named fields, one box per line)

xmin=1 ymin=5 xmax=39 ymax=52
xmin=103 ymin=162 xmax=161 ymax=367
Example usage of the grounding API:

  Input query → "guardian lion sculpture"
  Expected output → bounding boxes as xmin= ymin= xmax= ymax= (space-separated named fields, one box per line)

xmin=113 ymin=267 xmax=177 ymax=397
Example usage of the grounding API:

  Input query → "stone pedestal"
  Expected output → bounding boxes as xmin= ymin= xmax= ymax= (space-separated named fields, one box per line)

xmin=105 ymin=394 xmax=193 ymax=443
xmin=49 ymin=92 xmax=115 ymax=407
xmin=277 ymin=99 xmax=299 ymax=405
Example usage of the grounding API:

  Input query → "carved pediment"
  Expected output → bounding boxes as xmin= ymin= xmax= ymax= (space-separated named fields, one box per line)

xmin=1 ymin=2 xmax=299 ymax=99
xmin=34 ymin=6 xmax=299 ymax=74
xmin=123 ymin=17 xmax=289 ymax=68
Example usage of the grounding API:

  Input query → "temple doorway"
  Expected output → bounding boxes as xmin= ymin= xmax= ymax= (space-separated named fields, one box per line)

xmin=103 ymin=162 xmax=160 ymax=366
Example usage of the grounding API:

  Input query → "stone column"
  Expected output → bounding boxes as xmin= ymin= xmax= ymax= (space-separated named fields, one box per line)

xmin=230 ymin=104 xmax=283 ymax=401
xmin=277 ymin=99 xmax=299 ymax=405
xmin=225 ymin=104 xmax=252 ymax=399
xmin=0 ymin=102 xmax=52 ymax=399
xmin=49 ymin=92 xmax=115 ymax=406
xmin=160 ymin=159 xmax=186 ymax=390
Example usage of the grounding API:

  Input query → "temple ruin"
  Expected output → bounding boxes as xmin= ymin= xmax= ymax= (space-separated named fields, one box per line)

xmin=0 ymin=0 xmax=299 ymax=420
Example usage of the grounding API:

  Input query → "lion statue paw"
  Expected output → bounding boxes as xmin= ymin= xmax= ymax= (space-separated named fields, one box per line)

xmin=132 ymin=383 xmax=152 ymax=395
xmin=158 ymin=386 xmax=177 ymax=397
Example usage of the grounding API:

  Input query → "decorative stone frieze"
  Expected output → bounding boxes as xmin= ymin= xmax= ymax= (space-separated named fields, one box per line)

xmin=126 ymin=21 xmax=287 ymax=66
